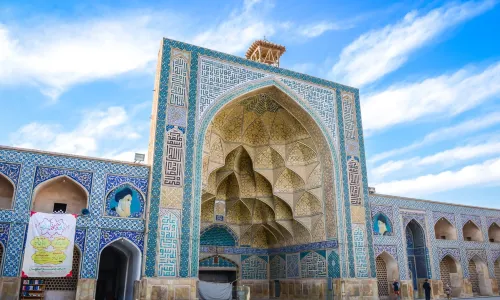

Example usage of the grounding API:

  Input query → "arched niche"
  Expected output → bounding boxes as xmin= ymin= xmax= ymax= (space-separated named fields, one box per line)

xmin=376 ymin=252 xmax=399 ymax=297
xmin=373 ymin=213 xmax=392 ymax=236
xmin=32 ymin=176 xmax=88 ymax=214
xmin=468 ymin=256 xmax=492 ymax=296
xmin=0 ymin=173 xmax=14 ymax=209
xmin=406 ymin=219 xmax=429 ymax=290
xmin=439 ymin=255 xmax=463 ymax=297
xmin=434 ymin=218 xmax=457 ymax=240
xmin=463 ymin=221 xmax=483 ymax=242
xmin=105 ymin=184 xmax=145 ymax=218
xmin=200 ymin=225 xmax=237 ymax=247
xmin=488 ymin=223 xmax=500 ymax=243
xmin=96 ymin=238 xmax=141 ymax=300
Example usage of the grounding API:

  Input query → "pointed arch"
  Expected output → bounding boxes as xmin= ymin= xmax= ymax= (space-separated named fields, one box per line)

xmin=193 ymin=79 xmax=340 ymax=278
xmin=32 ymin=175 xmax=88 ymax=214
xmin=0 ymin=172 xmax=14 ymax=209
xmin=468 ymin=255 xmax=491 ymax=295
xmin=105 ymin=183 xmax=145 ymax=218
xmin=376 ymin=251 xmax=399 ymax=297
xmin=440 ymin=255 xmax=463 ymax=297
xmin=373 ymin=213 xmax=393 ymax=236
xmin=97 ymin=238 xmax=142 ymax=300
xmin=406 ymin=219 xmax=430 ymax=289
xmin=435 ymin=217 xmax=457 ymax=240
xmin=200 ymin=224 xmax=238 ymax=247
xmin=488 ymin=222 xmax=500 ymax=243
xmin=463 ymin=220 xmax=483 ymax=242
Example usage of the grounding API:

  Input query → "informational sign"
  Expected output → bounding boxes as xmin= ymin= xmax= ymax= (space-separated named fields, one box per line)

xmin=21 ymin=212 xmax=77 ymax=277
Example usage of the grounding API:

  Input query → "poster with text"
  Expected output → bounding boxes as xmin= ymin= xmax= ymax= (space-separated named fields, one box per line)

xmin=21 ymin=211 xmax=77 ymax=277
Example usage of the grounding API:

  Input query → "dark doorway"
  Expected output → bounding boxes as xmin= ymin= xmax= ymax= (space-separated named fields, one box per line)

xmin=95 ymin=239 xmax=141 ymax=300
xmin=95 ymin=246 xmax=127 ymax=300
xmin=199 ymin=270 xmax=237 ymax=283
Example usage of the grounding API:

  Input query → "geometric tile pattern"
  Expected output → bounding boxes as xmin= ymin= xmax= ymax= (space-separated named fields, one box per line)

xmin=200 ymin=224 xmax=237 ymax=247
xmin=270 ymin=254 xmax=286 ymax=279
xmin=104 ymin=174 xmax=149 ymax=196
xmin=33 ymin=166 xmax=93 ymax=194
xmin=0 ymin=146 xmax=149 ymax=278
xmin=300 ymin=250 xmax=327 ymax=278
xmin=370 ymin=194 xmax=500 ymax=281
xmin=279 ymin=77 xmax=336 ymax=134
xmin=99 ymin=229 xmax=145 ymax=253
xmin=199 ymin=256 xmax=237 ymax=268
xmin=0 ymin=161 xmax=21 ymax=185
xmin=75 ymin=228 xmax=86 ymax=252
xmin=286 ymin=253 xmax=300 ymax=278
xmin=327 ymin=250 xmax=341 ymax=278
xmin=374 ymin=245 xmax=397 ymax=259
xmin=241 ymin=255 xmax=268 ymax=279
xmin=158 ymin=210 xmax=179 ymax=277
xmin=353 ymin=226 xmax=369 ymax=278
xmin=0 ymin=223 xmax=10 ymax=248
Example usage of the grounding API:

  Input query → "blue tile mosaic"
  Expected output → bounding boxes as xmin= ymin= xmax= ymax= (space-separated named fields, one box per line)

xmin=0 ymin=147 xmax=149 ymax=278
xmin=199 ymin=256 xmax=237 ymax=268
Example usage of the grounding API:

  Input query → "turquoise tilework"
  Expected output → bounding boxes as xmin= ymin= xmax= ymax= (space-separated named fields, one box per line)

xmin=0 ymin=148 xmax=149 ymax=278
xmin=370 ymin=194 xmax=500 ymax=280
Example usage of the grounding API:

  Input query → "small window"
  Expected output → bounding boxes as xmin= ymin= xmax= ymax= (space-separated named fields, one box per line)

xmin=490 ymin=238 xmax=495 ymax=243
xmin=53 ymin=203 xmax=67 ymax=213
xmin=466 ymin=237 xmax=472 ymax=241
xmin=441 ymin=236 xmax=446 ymax=240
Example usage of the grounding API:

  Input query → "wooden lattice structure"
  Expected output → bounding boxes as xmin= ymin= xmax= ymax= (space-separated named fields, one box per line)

xmin=246 ymin=40 xmax=286 ymax=67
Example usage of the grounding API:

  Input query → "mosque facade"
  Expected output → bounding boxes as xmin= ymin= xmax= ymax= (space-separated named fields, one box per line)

xmin=0 ymin=38 xmax=499 ymax=300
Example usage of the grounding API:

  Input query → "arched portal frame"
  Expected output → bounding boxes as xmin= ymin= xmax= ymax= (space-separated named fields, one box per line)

xmin=190 ymin=78 xmax=349 ymax=278
xmin=97 ymin=237 xmax=142 ymax=300
xmin=405 ymin=219 xmax=431 ymax=290
xmin=0 ymin=172 xmax=16 ymax=210
xmin=30 ymin=175 xmax=90 ymax=214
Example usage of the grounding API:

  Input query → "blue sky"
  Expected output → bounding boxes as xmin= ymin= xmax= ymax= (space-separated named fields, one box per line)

xmin=1 ymin=0 xmax=499 ymax=207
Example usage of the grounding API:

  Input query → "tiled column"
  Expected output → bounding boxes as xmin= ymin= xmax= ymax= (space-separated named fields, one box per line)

xmin=144 ymin=40 xmax=192 ymax=285
xmin=338 ymin=91 xmax=375 ymax=278
xmin=336 ymin=91 xmax=377 ymax=298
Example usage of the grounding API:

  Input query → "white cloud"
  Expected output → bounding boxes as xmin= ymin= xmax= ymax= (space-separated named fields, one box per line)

xmin=330 ymin=0 xmax=495 ymax=87
xmin=370 ymin=111 xmax=500 ymax=163
xmin=362 ymin=62 xmax=500 ymax=132
xmin=192 ymin=1 xmax=277 ymax=55
xmin=372 ymin=141 xmax=500 ymax=179
xmin=0 ymin=14 xmax=173 ymax=100
xmin=9 ymin=106 xmax=142 ymax=156
xmin=0 ymin=1 xmax=284 ymax=100
xmin=374 ymin=157 xmax=500 ymax=197
xmin=296 ymin=21 xmax=346 ymax=38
